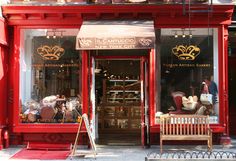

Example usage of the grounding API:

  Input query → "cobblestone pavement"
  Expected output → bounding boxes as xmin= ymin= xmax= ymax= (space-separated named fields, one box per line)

xmin=1 ymin=140 xmax=236 ymax=161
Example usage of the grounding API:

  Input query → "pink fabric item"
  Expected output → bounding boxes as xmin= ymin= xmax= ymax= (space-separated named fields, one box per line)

xmin=169 ymin=91 xmax=185 ymax=114
xmin=10 ymin=148 xmax=70 ymax=160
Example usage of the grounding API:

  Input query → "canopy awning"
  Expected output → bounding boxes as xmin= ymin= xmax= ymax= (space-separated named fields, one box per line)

xmin=76 ymin=21 xmax=155 ymax=50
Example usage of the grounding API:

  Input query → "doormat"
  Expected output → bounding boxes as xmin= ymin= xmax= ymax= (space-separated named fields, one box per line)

xmin=26 ymin=142 xmax=72 ymax=150
xmin=10 ymin=148 xmax=71 ymax=160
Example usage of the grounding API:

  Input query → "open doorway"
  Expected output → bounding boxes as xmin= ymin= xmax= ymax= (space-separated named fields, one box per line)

xmin=95 ymin=59 xmax=142 ymax=145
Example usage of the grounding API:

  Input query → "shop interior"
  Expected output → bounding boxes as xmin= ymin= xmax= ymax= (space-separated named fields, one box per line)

xmin=93 ymin=50 xmax=148 ymax=145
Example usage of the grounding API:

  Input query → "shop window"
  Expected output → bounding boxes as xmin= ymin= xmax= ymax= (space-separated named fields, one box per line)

xmin=229 ymin=30 xmax=236 ymax=56
xmin=156 ymin=28 xmax=219 ymax=124
xmin=19 ymin=29 xmax=82 ymax=124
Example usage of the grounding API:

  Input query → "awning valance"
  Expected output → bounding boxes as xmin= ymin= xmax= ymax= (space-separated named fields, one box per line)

xmin=76 ymin=21 xmax=155 ymax=50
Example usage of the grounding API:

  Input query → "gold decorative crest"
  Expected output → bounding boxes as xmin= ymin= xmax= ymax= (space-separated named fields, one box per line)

xmin=37 ymin=45 xmax=65 ymax=60
xmin=172 ymin=45 xmax=200 ymax=60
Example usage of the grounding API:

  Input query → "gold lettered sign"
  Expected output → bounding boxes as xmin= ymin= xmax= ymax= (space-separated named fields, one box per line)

xmin=163 ymin=63 xmax=211 ymax=68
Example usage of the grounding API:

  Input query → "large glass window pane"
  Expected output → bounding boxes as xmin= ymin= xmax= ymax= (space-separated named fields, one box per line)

xmin=229 ymin=30 xmax=236 ymax=56
xmin=157 ymin=28 xmax=219 ymax=124
xmin=19 ymin=29 xmax=82 ymax=124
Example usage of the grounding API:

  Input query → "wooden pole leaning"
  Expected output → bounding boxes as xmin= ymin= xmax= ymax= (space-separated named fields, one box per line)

xmin=70 ymin=114 xmax=97 ymax=159
xmin=71 ymin=116 xmax=83 ymax=157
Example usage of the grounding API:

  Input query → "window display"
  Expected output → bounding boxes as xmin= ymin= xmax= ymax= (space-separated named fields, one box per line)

xmin=157 ymin=28 xmax=219 ymax=124
xmin=19 ymin=29 xmax=82 ymax=123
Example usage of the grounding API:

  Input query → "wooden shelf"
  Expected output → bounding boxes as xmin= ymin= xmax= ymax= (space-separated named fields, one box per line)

xmin=98 ymin=78 xmax=141 ymax=132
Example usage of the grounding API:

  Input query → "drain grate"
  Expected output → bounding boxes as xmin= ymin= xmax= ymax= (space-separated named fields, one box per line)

xmin=145 ymin=151 xmax=236 ymax=161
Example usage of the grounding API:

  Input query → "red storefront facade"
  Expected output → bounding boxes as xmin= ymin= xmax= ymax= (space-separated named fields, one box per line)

xmin=0 ymin=2 xmax=234 ymax=148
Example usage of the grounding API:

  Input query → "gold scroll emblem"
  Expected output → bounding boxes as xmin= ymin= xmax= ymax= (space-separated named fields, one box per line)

xmin=172 ymin=45 xmax=200 ymax=60
xmin=37 ymin=45 xmax=65 ymax=60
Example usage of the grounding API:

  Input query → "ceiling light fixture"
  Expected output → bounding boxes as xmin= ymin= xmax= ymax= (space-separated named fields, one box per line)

xmin=46 ymin=29 xmax=65 ymax=39
xmin=174 ymin=31 xmax=178 ymax=38
xmin=189 ymin=31 xmax=193 ymax=38
xmin=173 ymin=29 xmax=194 ymax=39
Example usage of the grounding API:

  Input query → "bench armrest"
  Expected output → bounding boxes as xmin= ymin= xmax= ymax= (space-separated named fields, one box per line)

xmin=207 ymin=128 xmax=212 ymax=135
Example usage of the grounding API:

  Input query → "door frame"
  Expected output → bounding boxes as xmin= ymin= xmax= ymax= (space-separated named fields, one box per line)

xmin=140 ymin=56 xmax=149 ymax=147
xmin=89 ymin=54 xmax=150 ymax=146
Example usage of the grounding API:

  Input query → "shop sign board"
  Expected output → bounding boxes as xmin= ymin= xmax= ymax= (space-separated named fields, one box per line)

xmin=77 ymin=37 xmax=155 ymax=49
xmin=76 ymin=20 xmax=155 ymax=50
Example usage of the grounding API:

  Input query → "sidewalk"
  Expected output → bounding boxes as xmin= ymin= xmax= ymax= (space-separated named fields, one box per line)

xmin=1 ymin=141 xmax=236 ymax=161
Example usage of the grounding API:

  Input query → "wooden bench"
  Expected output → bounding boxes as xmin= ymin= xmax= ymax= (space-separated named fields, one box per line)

xmin=160 ymin=114 xmax=212 ymax=153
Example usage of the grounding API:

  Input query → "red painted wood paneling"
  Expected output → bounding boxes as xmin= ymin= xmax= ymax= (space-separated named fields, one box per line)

xmin=0 ymin=47 xmax=8 ymax=127
xmin=2 ymin=5 xmax=234 ymax=26
xmin=0 ymin=18 xmax=8 ymax=128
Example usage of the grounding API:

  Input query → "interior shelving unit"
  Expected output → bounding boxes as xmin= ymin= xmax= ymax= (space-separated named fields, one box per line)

xmin=98 ymin=79 xmax=141 ymax=133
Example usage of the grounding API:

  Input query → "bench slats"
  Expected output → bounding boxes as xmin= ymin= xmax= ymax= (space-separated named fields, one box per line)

xmin=160 ymin=114 xmax=212 ymax=154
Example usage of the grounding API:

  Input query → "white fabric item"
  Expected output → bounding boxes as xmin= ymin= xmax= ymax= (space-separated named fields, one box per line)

xmin=200 ymin=93 xmax=213 ymax=105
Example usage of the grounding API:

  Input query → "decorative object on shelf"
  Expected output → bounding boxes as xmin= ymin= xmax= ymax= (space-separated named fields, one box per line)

xmin=200 ymin=93 xmax=213 ymax=105
xmin=27 ymin=111 xmax=40 ymax=122
xmin=23 ymin=99 xmax=41 ymax=122
xmin=40 ymin=106 xmax=57 ymax=121
xmin=195 ymin=106 xmax=207 ymax=115
xmin=182 ymin=96 xmax=198 ymax=111
xmin=41 ymin=95 xmax=58 ymax=107
xmin=21 ymin=95 xmax=83 ymax=123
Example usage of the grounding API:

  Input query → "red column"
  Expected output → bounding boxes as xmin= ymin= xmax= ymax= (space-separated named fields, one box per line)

xmin=0 ymin=17 xmax=8 ymax=149
xmin=149 ymin=49 xmax=156 ymax=126
xmin=219 ymin=25 xmax=231 ymax=145
xmin=82 ymin=50 xmax=89 ymax=115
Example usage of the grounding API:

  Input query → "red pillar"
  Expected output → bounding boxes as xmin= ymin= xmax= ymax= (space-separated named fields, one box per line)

xmin=82 ymin=50 xmax=89 ymax=115
xmin=0 ymin=17 xmax=8 ymax=149
xmin=149 ymin=49 xmax=156 ymax=126
xmin=219 ymin=25 xmax=231 ymax=145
